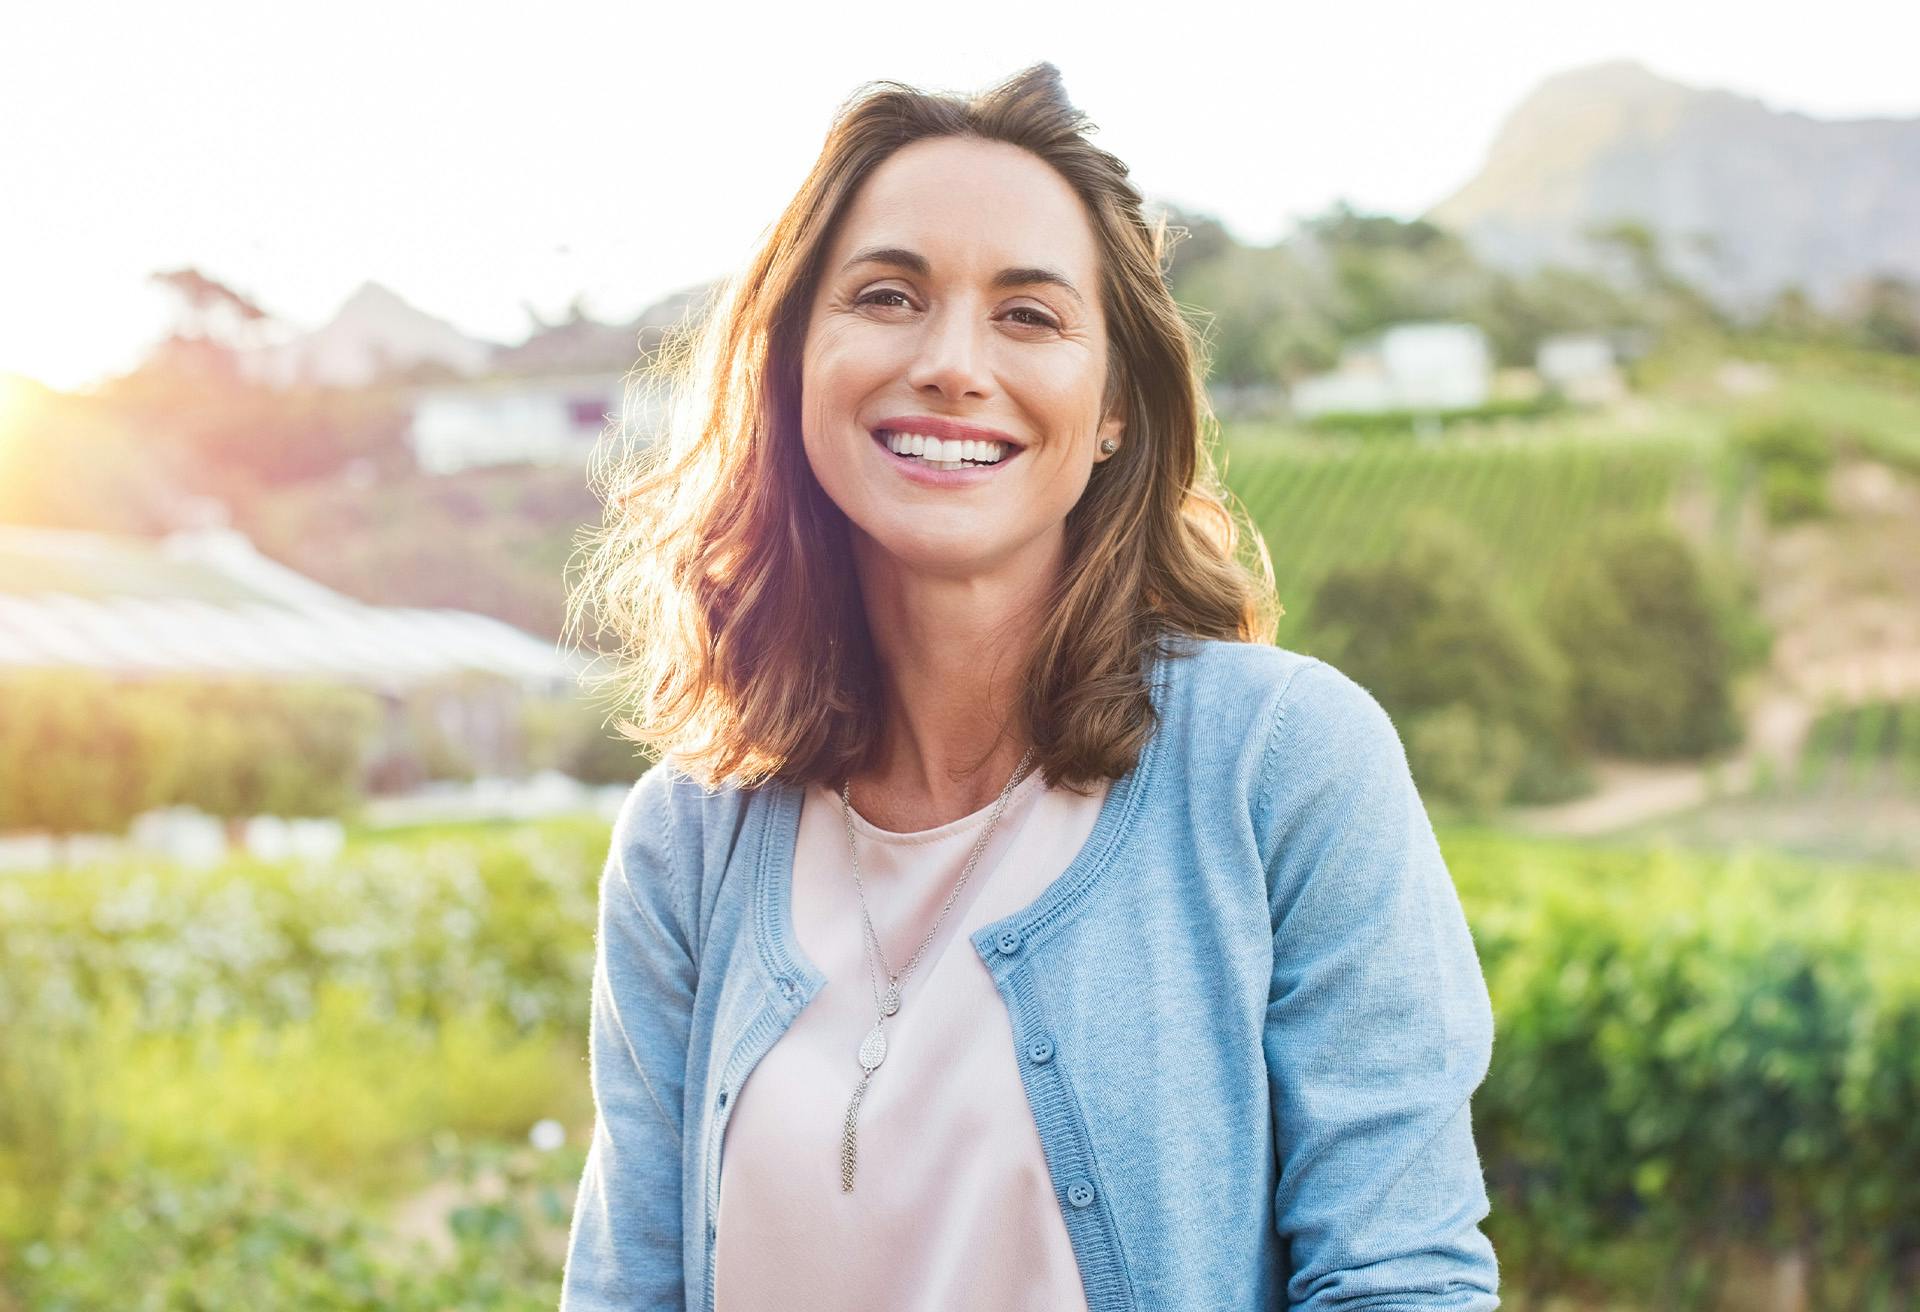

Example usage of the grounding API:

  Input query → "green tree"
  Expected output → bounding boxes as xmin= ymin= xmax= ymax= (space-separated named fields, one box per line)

xmin=1305 ymin=511 xmax=1579 ymax=810
xmin=1541 ymin=524 xmax=1744 ymax=760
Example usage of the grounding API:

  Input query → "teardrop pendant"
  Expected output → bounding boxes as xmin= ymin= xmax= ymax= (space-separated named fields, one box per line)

xmin=879 ymin=981 xmax=900 ymax=1017
xmin=858 ymin=1023 xmax=888 ymax=1071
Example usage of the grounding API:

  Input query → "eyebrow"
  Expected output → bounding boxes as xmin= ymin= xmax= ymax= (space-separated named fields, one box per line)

xmin=841 ymin=245 xmax=1085 ymax=307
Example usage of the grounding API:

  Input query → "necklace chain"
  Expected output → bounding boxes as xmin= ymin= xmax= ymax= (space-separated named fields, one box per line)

xmin=836 ymin=746 xmax=1035 ymax=1192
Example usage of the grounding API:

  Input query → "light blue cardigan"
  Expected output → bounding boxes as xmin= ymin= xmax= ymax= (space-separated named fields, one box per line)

xmin=560 ymin=635 xmax=1502 ymax=1311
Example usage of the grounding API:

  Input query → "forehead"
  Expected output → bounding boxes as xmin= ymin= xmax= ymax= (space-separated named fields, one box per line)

xmin=826 ymin=136 xmax=1100 ymax=284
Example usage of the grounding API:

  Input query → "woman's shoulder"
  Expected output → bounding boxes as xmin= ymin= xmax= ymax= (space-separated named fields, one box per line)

xmin=605 ymin=751 xmax=761 ymax=879
xmin=1158 ymin=635 xmax=1383 ymax=735
xmin=1155 ymin=637 xmax=1409 ymax=818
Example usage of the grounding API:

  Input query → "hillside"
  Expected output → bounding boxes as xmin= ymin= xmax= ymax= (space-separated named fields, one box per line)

xmin=1428 ymin=59 xmax=1920 ymax=316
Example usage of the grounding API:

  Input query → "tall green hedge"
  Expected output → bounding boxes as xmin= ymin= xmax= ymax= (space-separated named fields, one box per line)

xmin=0 ymin=671 xmax=381 ymax=833
xmin=1452 ymin=831 xmax=1920 ymax=1305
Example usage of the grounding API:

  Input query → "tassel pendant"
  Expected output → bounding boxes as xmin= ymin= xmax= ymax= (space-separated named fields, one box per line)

xmin=840 ymin=1067 xmax=873 ymax=1193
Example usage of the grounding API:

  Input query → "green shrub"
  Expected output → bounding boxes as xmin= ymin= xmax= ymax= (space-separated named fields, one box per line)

xmin=0 ymin=672 xmax=381 ymax=833
xmin=1542 ymin=524 xmax=1744 ymax=760
xmin=1450 ymin=833 xmax=1920 ymax=1306
xmin=0 ymin=670 xmax=186 ymax=835
xmin=1759 ymin=461 xmax=1830 ymax=523
xmin=152 ymin=677 xmax=383 ymax=818
xmin=1305 ymin=510 xmax=1578 ymax=807
xmin=522 ymin=694 xmax=650 ymax=785
xmin=1402 ymin=703 xmax=1527 ymax=819
xmin=9 ymin=1143 xmax=580 ymax=1311
xmin=1730 ymin=413 xmax=1834 ymax=523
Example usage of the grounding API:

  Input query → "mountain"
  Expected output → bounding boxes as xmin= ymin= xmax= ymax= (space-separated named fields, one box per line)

xmin=238 ymin=280 xmax=719 ymax=388
xmin=1427 ymin=59 xmax=1920 ymax=315
xmin=243 ymin=281 xmax=498 ymax=387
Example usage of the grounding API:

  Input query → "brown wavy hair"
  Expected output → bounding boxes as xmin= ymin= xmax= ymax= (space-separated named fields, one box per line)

xmin=564 ymin=62 xmax=1278 ymax=793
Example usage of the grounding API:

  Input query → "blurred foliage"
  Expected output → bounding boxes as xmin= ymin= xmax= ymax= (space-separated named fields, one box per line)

xmin=0 ymin=671 xmax=380 ymax=834
xmin=1222 ymin=423 xmax=1694 ymax=654
xmin=0 ymin=671 xmax=637 ymax=833
xmin=1451 ymin=831 xmax=1920 ymax=1310
xmin=1304 ymin=511 xmax=1585 ymax=812
xmin=1728 ymin=412 xmax=1837 ymax=524
xmin=1160 ymin=202 xmax=1699 ymax=382
xmin=1777 ymin=698 xmax=1920 ymax=798
xmin=8 ymin=1139 xmax=581 ymax=1311
xmin=522 ymin=695 xmax=651 ymax=786
xmin=1541 ymin=523 xmax=1745 ymax=760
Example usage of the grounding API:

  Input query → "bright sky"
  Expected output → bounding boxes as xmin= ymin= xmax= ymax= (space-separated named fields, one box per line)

xmin=4 ymin=0 xmax=1915 ymax=391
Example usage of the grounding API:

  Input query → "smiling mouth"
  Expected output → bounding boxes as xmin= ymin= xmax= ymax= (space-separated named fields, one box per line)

xmin=871 ymin=428 xmax=1019 ymax=471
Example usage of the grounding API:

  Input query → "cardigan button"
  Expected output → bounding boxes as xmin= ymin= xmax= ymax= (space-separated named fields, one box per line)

xmin=1026 ymin=1035 xmax=1055 ymax=1064
xmin=1066 ymin=1180 xmax=1095 ymax=1209
xmin=995 ymin=929 xmax=1023 ymax=955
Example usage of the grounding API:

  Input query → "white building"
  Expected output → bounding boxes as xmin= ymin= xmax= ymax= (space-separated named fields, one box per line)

xmin=1535 ymin=332 xmax=1627 ymax=405
xmin=1290 ymin=322 xmax=1493 ymax=418
xmin=408 ymin=371 xmax=638 ymax=474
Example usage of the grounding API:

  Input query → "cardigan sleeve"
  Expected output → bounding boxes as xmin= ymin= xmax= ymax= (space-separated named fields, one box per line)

xmin=1255 ymin=660 xmax=1502 ymax=1312
xmin=560 ymin=760 xmax=696 ymax=1311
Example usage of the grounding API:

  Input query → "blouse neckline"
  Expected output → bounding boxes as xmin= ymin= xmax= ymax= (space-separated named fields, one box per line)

xmin=822 ymin=763 xmax=1050 ymax=845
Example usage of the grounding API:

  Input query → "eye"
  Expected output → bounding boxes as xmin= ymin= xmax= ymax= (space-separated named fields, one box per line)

xmin=1006 ymin=306 xmax=1060 ymax=330
xmin=855 ymin=288 xmax=913 ymax=310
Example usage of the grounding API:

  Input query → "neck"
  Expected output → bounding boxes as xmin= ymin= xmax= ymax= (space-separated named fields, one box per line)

xmin=846 ymin=528 xmax=1061 ymax=826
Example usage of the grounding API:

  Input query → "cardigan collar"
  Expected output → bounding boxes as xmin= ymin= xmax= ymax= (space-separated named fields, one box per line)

xmin=749 ymin=637 xmax=1183 ymax=1002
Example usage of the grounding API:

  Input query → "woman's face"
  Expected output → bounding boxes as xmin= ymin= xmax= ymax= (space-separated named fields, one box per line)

xmin=800 ymin=135 xmax=1124 ymax=585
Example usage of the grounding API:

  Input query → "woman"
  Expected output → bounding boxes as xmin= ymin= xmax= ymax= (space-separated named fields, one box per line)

xmin=560 ymin=62 xmax=1500 ymax=1312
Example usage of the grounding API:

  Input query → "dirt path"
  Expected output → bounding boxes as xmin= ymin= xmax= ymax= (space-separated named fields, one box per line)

xmin=1511 ymin=456 xmax=1920 ymax=840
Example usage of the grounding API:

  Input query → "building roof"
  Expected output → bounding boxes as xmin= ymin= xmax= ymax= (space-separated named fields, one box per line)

xmin=0 ymin=526 xmax=582 ymax=691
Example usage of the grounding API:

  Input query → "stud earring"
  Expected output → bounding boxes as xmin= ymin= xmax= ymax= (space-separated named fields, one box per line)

xmin=1099 ymin=439 xmax=1117 ymax=454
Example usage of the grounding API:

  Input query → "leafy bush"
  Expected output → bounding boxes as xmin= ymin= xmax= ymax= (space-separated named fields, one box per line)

xmin=1451 ymin=833 xmax=1920 ymax=1308
xmin=1401 ymin=703 xmax=1529 ymax=820
xmin=1305 ymin=510 xmax=1579 ymax=808
xmin=1541 ymin=523 xmax=1744 ymax=760
xmin=522 ymin=694 xmax=650 ymax=786
xmin=1759 ymin=460 xmax=1829 ymax=523
xmin=0 ymin=817 xmax=607 ymax=1292
xmin=1730 ymin=413 xmax=1834 ymax=523
xmin=0 ymin=671 xmax=185 ymax=835
xmin=0 ymin=672 xmax=381 ymax=833
xmin=8 ymin=1141 xmax=580 ymax=1311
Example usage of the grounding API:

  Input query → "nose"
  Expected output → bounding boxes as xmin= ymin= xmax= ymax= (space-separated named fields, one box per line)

xmin=904 ymin=300 xmax=992 ymax=401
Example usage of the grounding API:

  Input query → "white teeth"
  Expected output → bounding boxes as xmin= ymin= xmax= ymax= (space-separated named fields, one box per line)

xmin=881 ymin=430 xmax=1008 ymax=465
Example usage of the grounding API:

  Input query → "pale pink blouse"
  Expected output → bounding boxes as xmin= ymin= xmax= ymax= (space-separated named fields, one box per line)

xmin=713 ymin=764 xmax=1110 ymax=1311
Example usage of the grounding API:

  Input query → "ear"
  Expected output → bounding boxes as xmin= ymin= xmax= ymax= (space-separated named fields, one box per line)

xmin=1094 ymin=406 xmax=1126 ymax=461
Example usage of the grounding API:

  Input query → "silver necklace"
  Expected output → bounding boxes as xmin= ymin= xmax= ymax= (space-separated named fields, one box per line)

xmin=837 ymin=746 xmax=1036 ymax=1194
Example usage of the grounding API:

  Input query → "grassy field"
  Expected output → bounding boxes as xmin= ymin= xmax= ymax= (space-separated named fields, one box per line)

xmin=1216 ymin=404 xmax=1717 ymax=648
